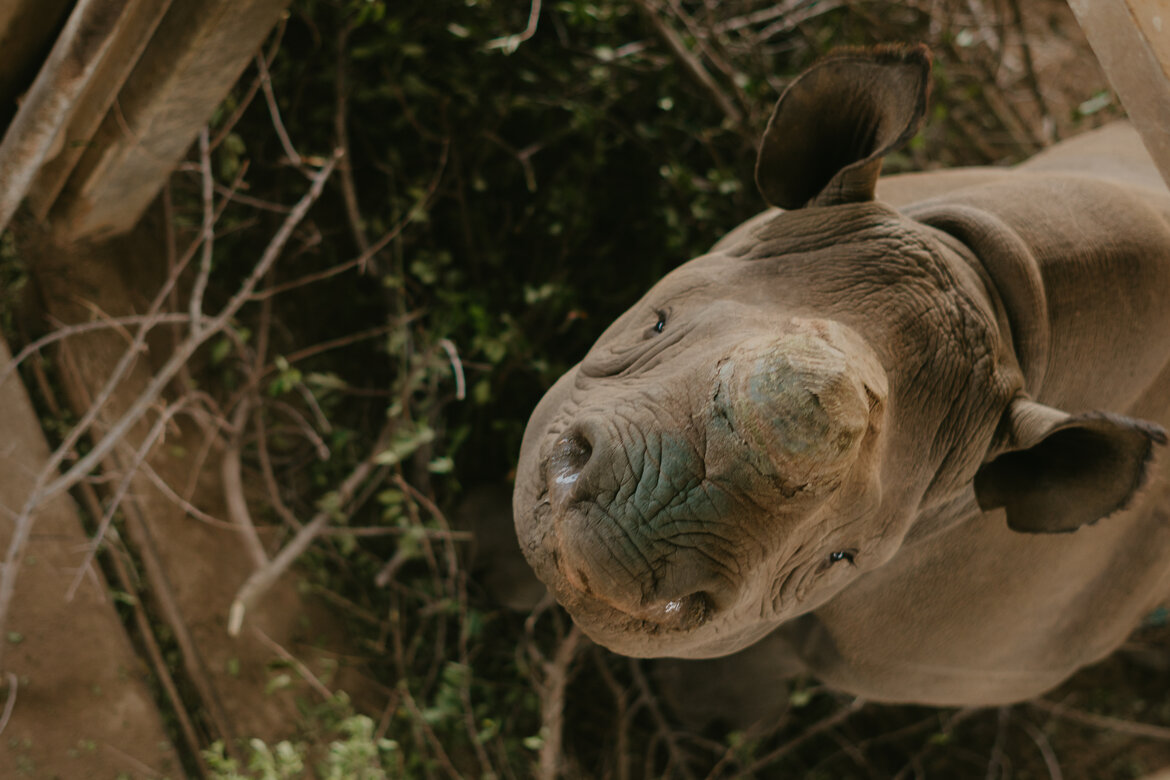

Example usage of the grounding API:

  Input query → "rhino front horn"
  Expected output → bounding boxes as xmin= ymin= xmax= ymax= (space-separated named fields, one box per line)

xmin=718 ymin=319 xmax=886 ymax=487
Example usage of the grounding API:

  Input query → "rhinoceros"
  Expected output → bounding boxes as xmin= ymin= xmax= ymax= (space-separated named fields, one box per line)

xmin=511 ymin=44 xmax=1170 ymax=706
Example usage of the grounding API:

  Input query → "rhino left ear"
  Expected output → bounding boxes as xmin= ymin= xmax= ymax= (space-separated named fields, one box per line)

xmin=974 ymin=398 xmax=1167 ymax=534
xmin=755 ymin=44 xmax=931 ymax=210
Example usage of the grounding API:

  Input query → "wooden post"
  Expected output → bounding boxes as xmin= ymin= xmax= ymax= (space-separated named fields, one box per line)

xmin=1068 ymin=0 xmax=1170 ymax=188
xmin=45 ymin=0 xmax=290 ymax=239
xmin=0 ymin=0 xmax=132 ymax=236
xmin=24 ymin=0 xmax=176 ymax=221
xmin=0 ymin=0 xmax=290 ymax=240
xmin=0 ymin=0 xmax=74 ymax=121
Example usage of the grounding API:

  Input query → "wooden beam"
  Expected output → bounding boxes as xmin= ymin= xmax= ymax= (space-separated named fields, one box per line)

xmin=0 ymin=0 xmax=74 ymax=124
xmin=49 ymin=0 xmax=290 ymax=240
xmin=25 ymin=0 xmax=175 ymax=221
xmin=1068 ymin=0 xmax=1170 ymax=188
xmin=0 ymin=0 xmax=130 ymax=235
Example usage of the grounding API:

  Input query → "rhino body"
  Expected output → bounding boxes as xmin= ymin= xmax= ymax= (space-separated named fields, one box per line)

xmin=512 ymin=45 xmax=1170 ymax=706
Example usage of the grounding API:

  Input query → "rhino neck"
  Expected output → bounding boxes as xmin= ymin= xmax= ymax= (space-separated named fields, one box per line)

xmin=909 ymin=176 xmax=1170 ymax=415
xmin=906 ymin=202 xmax=1050 ymax=395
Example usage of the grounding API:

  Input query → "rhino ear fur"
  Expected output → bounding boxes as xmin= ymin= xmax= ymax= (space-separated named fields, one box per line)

xmin=973 ymin=398 xmax=1167 ymax=534
xmin=755 ymin=44 xmax=931 ymax=210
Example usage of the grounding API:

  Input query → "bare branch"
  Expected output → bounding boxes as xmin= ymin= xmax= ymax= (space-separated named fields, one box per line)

xmin=228 ymin=416 xmax=391 ymax=636
xmin=270 ymin=399 xmax=330 ymax=460
xmin=256 ymin=54 xmax=303 ymax=168
xmin=1030 ymin=698 xmax=1170 ymax=741
xmin=438 ymin=339 xmax=466 ymax=401
xmin=633 ymin=0 xmax=743 ymax=129
xmin=222 ymin=400 xmax=269 ymax=569
xmin=252 ymin=626 xmax=333 ymax=700
xmin=210 ymin=15 xmax=288 ymax=150
xmin=250 ymin=140 xmax=448 ymax=302
xmin=744 ymin=697 xmax=866 ymax=774
xmin=190 ymin=127 xmax=215 ymax=335
xmin=0 ymin=314 xmax=199 ymax=391
xmin=486 ymin=0 xmax=543 ymax=52
xmin=65 ymin=398 xmax=189 ymax=601
xmin=1020 ymin=718 xmax=1063 ymax=780
xmin=254 ymin=405 xmax=301 ymax=531
xmin=334 ymin=26 xmax=373 ymax=270
xmin=537 ymin=625 xmax=586 ymax=780
xmin=0 ymin=673 xmax=16 ymax=736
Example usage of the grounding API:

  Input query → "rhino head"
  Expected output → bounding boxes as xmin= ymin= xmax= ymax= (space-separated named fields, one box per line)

xmin=513 ymin=45 xmax=1166 ymax=659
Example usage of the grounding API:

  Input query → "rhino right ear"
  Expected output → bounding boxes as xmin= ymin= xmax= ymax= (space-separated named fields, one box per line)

xmin=974 ymin=398 xmax=1167 ymax=534
xmin=755 ymin=44 xmax=931 ymax=210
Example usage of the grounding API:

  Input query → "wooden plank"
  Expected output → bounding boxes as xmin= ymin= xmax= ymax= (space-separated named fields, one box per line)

xmin=50 ymin=0 xmax=290 ymax=239
xmin=25 ymin=0 xmax=175 ymax=221
xmin=0 ymin=0 xmax=131 ymax=236
xmin=0 ymin=336 xmax=184 ymax=778
xmin=0 ymin=0 xmax=74 ymax=125
xmin=1068 ymin=0 xmax=1170 ymax=188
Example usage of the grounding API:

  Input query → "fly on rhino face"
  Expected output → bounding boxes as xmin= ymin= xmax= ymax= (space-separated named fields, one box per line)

xmin=513 ymin=43 xmax=1170 ymax=706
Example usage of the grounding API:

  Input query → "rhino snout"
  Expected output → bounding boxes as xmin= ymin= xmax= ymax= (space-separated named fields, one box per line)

xmin=555 ymin=519 xmax=725 ymax=633
xmin=542 ymin=417 xmax=735 ymax=633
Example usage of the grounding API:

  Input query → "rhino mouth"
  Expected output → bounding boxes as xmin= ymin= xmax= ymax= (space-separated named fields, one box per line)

xmin=555 ymin=552 xmax=715 ymax=634
xmin=530 ymin=483 xmax=720 ymax=637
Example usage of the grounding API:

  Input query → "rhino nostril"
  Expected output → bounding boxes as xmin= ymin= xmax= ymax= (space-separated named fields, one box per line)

xmin=653 ymin=591 xmax=712 ymax=632
xmin=549 ymin=430 xmax=593 ymax=489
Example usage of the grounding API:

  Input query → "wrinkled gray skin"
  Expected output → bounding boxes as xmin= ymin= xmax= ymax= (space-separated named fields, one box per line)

xmin=513 ymin=45 xmax=1170 ymax=706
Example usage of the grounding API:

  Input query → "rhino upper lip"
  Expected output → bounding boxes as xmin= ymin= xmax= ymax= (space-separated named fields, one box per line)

xmin=535 ymin=423 xmax=721 ymax=635
xmin=557 ymin=569 xmax=712 ymax=635
xmin=545 ymin=505 xmax=715 ymax=635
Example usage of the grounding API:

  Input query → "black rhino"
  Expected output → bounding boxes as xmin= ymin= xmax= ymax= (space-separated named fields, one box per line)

xmin=512 ymin=44 xmax=1170 ymax=705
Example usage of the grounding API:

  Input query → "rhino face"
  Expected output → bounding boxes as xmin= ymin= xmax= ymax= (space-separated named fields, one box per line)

xmin=514 ymin=45 xmax=940 ymax=657
xmin=514 ymin=273 xmax=892 ymax=655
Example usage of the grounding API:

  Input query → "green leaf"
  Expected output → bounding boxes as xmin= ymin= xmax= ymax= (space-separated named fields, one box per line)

xmin=374 ymin=425 xmax=435 ymax=465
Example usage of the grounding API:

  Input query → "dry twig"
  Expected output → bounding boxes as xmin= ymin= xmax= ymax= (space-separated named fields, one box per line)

xmin=537 ymin=625 xmax=586 ymax=780
xmin=65 ymin=397 xmax=190 ymax=601
xmin=743 ymin=697 xmax=865 ymax=774
xmin=633 ymin=0 xmax=744 ymax=130
xmin=228 ymin=417 xmax=392 ymax=635
xmin=191 ymin=127 xmax=215 ymax=335
xmin=252 ymin=626 xmax=334 ymax=701
xmin=256 ymin=54 xmax=303 ymax=168
xmin=630 ymin=658 xmax=697 ymax=780
xmin=486 ymin=0 xmax=543 ymax=52
xmin=0 ymin=314 xmax=199 ymax=390
xmin=0 ymin=673 xmax=17 ymax=737
xmin=1030 ymin=698 xmax=1170 ymax=741
xmin=1020 ymin=718 xmax=1063 ymax=780
xmin=222 ymin=399 xmax=270 ymax=568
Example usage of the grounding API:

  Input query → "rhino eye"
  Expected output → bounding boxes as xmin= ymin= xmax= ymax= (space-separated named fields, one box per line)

xmin=653 ymin=310 xmax=667 ymax=334
xmin=828 ymin=550 xmax=855 ymax=565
